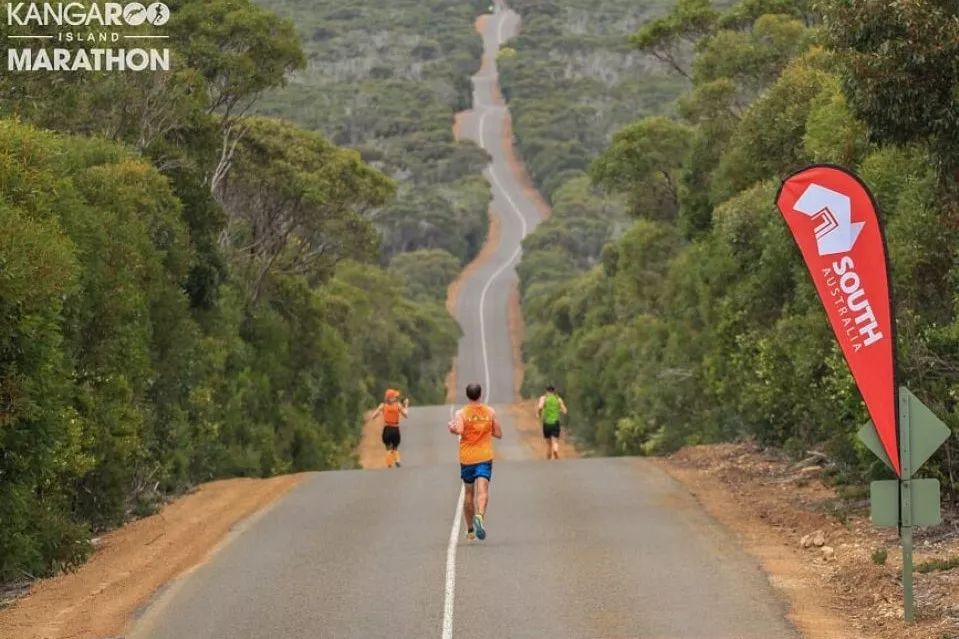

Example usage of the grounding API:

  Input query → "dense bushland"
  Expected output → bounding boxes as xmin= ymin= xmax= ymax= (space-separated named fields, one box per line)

xmin=517 ymin=0 xmax=959 ymax=495
xmin=255 ymin=0 xmax=493 ymax=270
xmin=500 ymin=0 xmax=686 ymax=203
xmin=0 ymin=0 xmax=461 ymax=580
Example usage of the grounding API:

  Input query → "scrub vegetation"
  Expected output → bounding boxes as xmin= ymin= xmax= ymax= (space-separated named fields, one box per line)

xmin=0 ymin=0 xmax=473 ymax=580
xmin=516 ymin=0 xmax=959 ymax=500
xmin=255 ymin=0 xmax=494 ymax=268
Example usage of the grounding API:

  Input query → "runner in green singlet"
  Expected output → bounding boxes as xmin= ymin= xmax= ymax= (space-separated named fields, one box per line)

xmin=536 ymin=384 xmax=567 ymax=460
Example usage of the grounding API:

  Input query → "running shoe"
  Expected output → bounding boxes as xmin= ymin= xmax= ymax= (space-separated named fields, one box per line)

xmin=394 ymin=461 xmax=402 ymax=468
xmin=473 ymin=514 xmax=486 ymax=540
xmin=466 ymin=530 xmax=476 ymax=541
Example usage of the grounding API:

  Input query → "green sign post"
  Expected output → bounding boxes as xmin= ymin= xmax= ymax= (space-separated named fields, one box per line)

xmin=857 ymin=387 xmax=951 ymax=622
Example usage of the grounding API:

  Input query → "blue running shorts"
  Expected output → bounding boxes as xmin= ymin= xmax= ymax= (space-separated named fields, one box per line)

xmin=460 ymin=460 xmax=493 ymax=484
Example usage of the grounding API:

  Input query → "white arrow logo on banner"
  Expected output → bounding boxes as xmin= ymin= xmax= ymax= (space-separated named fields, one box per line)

xmin=793 ymin=184 xmax=865 ymax=256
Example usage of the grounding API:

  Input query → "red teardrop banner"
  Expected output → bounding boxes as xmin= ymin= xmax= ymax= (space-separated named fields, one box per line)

xmin=776 ymin=165 xmax=900 ymax=476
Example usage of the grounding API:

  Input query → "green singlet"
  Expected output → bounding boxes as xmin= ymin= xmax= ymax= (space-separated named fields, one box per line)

xmin=543 ymin=394 xmax=562 ymax=423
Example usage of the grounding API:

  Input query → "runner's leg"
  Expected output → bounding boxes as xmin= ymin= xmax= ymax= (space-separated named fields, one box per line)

xmin=475 ymin=477 xmax=489 ymax=516
xmin=463 ymin=482 xmax=476 ymax=530
xmin=382 ymin=427 xmax=393 ymax=467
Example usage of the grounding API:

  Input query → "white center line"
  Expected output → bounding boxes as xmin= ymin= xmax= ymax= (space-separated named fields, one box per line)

xmin=442 ymin=403 xmax=464 ymax=639
xmin=442 ymin=8 xmax=519 ymax=637
xmin=442 ymin=448 xmax=465 ymax=639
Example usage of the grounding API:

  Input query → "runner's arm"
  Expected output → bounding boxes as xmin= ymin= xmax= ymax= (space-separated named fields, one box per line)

xmin=448 ymin=410 xmax=464 ymax=435
xmin=535 ymin=396 xmax=544 ymax=418
xmin=370 ymin=403 xmax=384 ymax=419
xmin=560 ymin=398 xmax=568 ymax=415
xmin=491 ymin=411 xmax=503 ymax=439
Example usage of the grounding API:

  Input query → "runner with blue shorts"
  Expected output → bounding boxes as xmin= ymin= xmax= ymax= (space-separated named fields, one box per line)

xmin=448 ymin=383 xmax=502 ymax=541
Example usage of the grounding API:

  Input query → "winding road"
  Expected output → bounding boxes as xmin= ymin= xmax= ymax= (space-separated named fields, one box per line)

xmin=129 ymin=4 xmax=800 ymax=638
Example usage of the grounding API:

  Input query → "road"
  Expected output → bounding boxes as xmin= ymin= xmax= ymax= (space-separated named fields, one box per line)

xmin=452 ymin=3 xmax=537 ymax=406
xmin=130 ymin=4 xmax=800 ymax=638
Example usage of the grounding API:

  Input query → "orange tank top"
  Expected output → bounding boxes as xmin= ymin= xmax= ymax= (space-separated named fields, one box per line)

xmin=459 ymin=403 xmax=494 ymax=464
xmin=383 ymin=403 xmax=401 ymax=426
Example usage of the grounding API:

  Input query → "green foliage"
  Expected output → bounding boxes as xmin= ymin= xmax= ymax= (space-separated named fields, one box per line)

xmin=390 ymin=249 xmax=461 ymax=302
xmin=0 ymin=170 xmax=90 ymax=579
xmin=693 ymin=14 xmax=811 ymax=101
xmin=0 ymin=0 xmax=464 ymax=581
xmin=518 ymin=0 xmax=959 ymax=502
xmin=802 ymin=74 xmax=869 ymax=165
xmin=870 ymin=548 xmax=888 ymax=565
xmin=717 ymin=0 xmax=812 ymax=29
xmin=916 ymin=556 xmax=959 ymax=574
xmin=711 ymin=52 xmax=829 ymax=201
xmin=517 ymin=176 xmax=627 ymax=317
xmin=591 ymin=116 xmax=693 ymax=220
xmin=253 ymin=0 xmax=491 ymax=265
xmin=820 ymin=0 xmax=959 ymax=166
xmin=632 ymin=0 xmax=719 ymax=78
xmin=502 ymin=0 xmax=687 ymax=204
xmin=170 ymin=0 xmax=306 ymax=115
xmin=218 ymin=117 xmax=393 ymax=302
xmin=375 ymin=175 xmax=489 ymax=264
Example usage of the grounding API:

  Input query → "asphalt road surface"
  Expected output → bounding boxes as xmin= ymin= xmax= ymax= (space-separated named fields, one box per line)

xmin=453 ymin=3 xmax=536 ymax=405
xmin=129 ymin=4 xmax=800 ymax=638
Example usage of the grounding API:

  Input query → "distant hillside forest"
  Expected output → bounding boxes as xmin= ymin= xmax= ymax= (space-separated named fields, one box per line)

xmin=0 ymin=0 xmax=480 ymax=581
xmin=515 ymin=0 xmax=959 ymax=495
xmin=255 ymin=0 xmax=494 ymax=273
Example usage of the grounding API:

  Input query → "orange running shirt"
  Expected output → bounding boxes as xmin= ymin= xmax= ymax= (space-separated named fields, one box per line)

xmin=383 ymin=403 xmax=401 ymax=426
xmin=456 ymin=403 xmax=496 ymax=464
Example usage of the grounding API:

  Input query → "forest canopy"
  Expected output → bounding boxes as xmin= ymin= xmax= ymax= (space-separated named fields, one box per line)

xmin=255 ymin=0 xmax=493 ymax=269
xmin=516 ymin=0 xmax=959 ymax=498
xmin=0 ymin=0 xmax=465 ymax=581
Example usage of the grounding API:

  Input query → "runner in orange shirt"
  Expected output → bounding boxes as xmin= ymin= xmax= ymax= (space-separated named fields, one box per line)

xmin=448 ymin=383 xmax=502 ymax=540
xmin=371 ymin=389 xmax=409 ymax=468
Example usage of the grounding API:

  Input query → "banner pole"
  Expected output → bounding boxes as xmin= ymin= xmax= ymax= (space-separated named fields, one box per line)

xmin=899 ymin=389 xmax=914 ymax=622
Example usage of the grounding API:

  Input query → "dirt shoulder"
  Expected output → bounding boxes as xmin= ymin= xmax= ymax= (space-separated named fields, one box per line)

xmin=0 ymin=474 xmax=304 ymax=639
xmin=358 ymin=409 xmax=390 ymax=469
xmin=658 ymin=443 xmax=959 ymax=639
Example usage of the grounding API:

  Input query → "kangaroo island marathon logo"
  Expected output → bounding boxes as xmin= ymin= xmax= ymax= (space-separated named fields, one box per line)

xmin=7 ymin=2 xmax=171 ymax=71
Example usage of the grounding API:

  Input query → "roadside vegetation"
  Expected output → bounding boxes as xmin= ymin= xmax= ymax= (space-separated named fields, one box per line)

xmin=0 ymin=0 xmax=470 ymax=581
xmin=501 ymin=0 xmax=688 ymax=302
xmin=255 ymin=0 xmax=493 ymax=269
xmin=516 ymin=0 xmax=959 ymax=498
